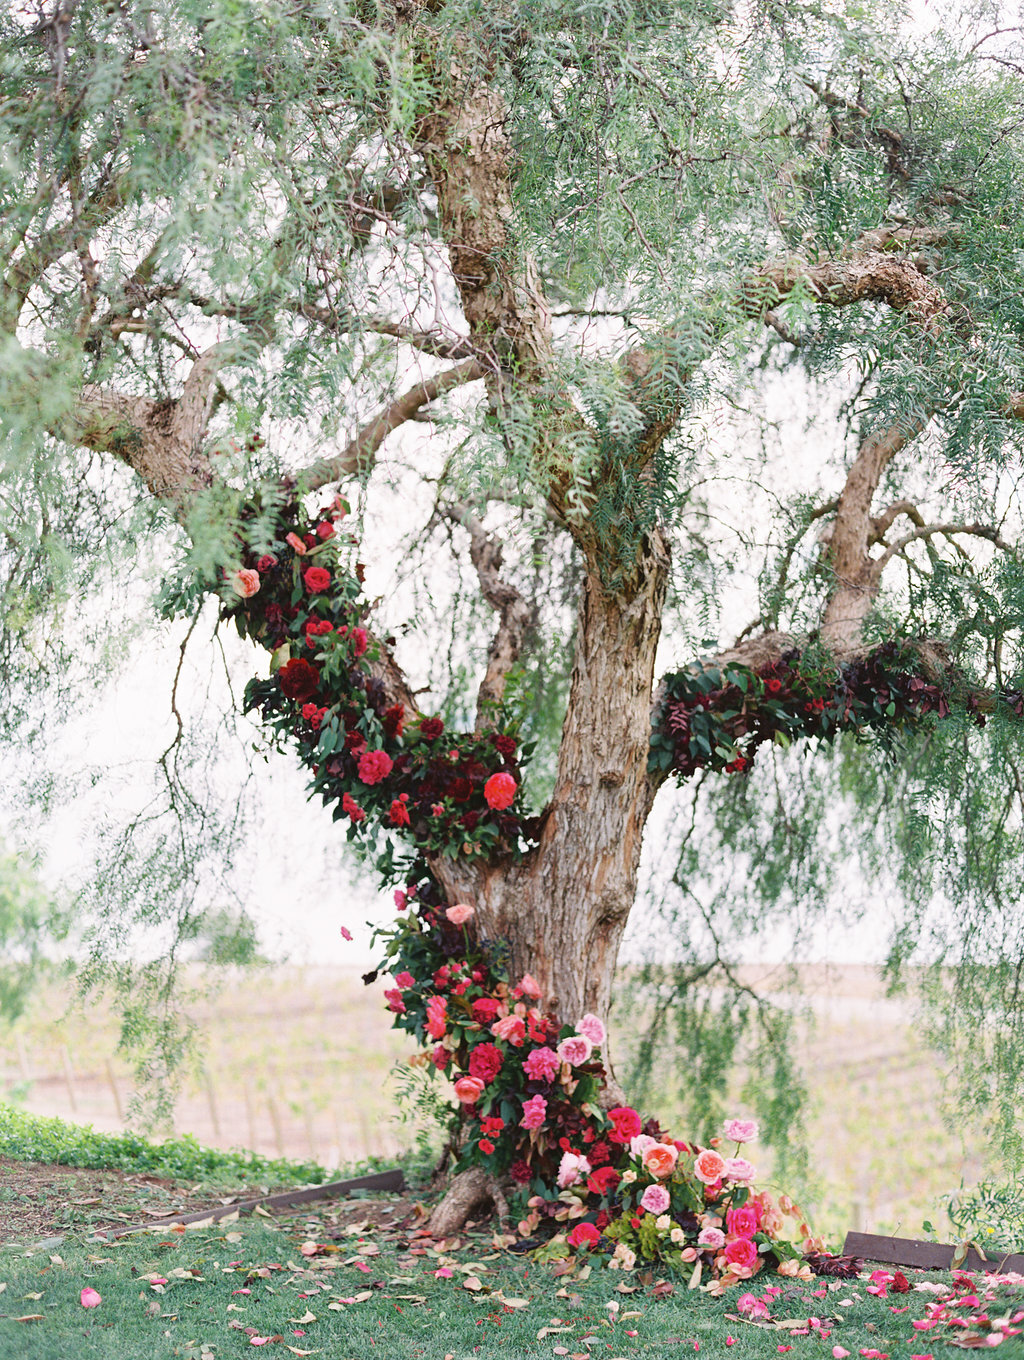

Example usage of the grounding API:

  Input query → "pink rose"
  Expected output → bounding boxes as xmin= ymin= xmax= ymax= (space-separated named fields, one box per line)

xmin=426 ymin=995 xmax=447 ymax=1040
xmin=725 ymin=1205 xmax=760 ymax=1238
xmin=724 ymin=1157 xmax=757 ymax=1183
xmin=524 ymin=1046 xmax=560 ymax=1081
xmin=483 ymin=771 xmax=517 ymax=810
xmin=519 ymin=973 xmax=543 ymax=1000
xmin=642 ymin=1143 xmax=679 ymax=1179
xmin=723 ymin=1118 xmax=759 ymax=1144
xmin=357 ymin=749 xmax=393 ymax=784
xmin=383 ymin=989 xmax=406 ymax=1013
xmin=557 ymin=1150 xmax=591 ymax=1188
xmin=394 ymin=971 xmax=415 ymax=989
xmin=520 ymin=1094 xmax=547 ymax=1130
xmin=698 ymin=1226 xmax=726 ymax=1250
xmin=556 ymin=1034 xmax=593 ymax=1067
xmin=446 ymin=903 xmax=474 ymax=926
xmin=491 ymin=1015 xmax=526 ymax=1046
xmin=693 ymin=1149 xmax=726 ymax=1184
xmin=230 ymin=567 xmax=261 ymax=598
xmin=394 ymin=890 xmax=407 ymax=910
xmin=724 ymin=1237 xmax=759 ymax=1271
xmin=577 ymin=1012 xmax=606 ymax=1047
xmin=639 ymin=1184 xmax=671 ymax=1215
xmin=630 ymin=1133 xmax=658 ymax=1159
xmin=453 ymin=1076 xmax=485 ymax=1104
xmin=607 ymin=1106 xmax=642 ymax=1144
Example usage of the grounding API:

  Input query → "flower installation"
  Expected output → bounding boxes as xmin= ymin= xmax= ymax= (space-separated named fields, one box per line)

xmin=208 ymin=495 xmax=963 ymax=1281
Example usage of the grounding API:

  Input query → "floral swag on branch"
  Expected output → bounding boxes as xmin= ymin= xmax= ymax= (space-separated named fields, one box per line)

xmin=203 ymin=493 xmax=998 ymax=1283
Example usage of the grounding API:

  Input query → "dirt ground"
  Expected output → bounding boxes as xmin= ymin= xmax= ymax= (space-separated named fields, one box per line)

xmin=0 ymin=1155 xmax=424 ymax=1244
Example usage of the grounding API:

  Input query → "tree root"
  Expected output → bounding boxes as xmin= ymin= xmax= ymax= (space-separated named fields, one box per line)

xmin=427 ymin=1166 xmax=510 ymax=1238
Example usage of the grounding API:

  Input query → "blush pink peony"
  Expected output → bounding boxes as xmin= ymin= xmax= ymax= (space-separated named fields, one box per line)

xmin=723 ymin=1118 xmax=760 ymax=1144
xmin=639 ymin=1184 xmax=671 ymax=1215
xmin=577 ymin=1012 xmax=606 ymax=1047
xmin=556 ymin=1033 xmax=593 ymax=1067
xmin=724 ymin=1157 xmax=757 ymax=1183
xmin=557 ymin=1150 xmax=591 ymax=1188
xmin=698 ymin=1226 xmax=726 ymax=1250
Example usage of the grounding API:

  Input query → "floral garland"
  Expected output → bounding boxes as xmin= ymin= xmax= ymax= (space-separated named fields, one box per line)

xmin=208 ymin=496 xmax=822 ymax=1281
xmin=650 ymin=646 xmax=1024 ymax=781
xmin=218 ymin=495 xmax=536 ymax=881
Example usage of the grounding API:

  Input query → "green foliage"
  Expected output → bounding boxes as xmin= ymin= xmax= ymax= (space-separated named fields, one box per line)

xmin=0 ymin=843 xmax=68 ymax=1026
xmin=0 ymin=1102 xmax=328 ymax=1187
xmin=947 ymin=1174 xmax=1024 ymax=1254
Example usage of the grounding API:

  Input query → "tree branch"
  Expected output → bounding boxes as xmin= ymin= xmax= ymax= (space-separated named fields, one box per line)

xmin=298 ymin=359 xmax=485 ymax=491
xmin=872 ymin=522 xmax=1016 ymax=574
xmin=441 ymin=502 xmax=537 ymax=730
xmin=869 ymin=498 xmax=924 ymax=542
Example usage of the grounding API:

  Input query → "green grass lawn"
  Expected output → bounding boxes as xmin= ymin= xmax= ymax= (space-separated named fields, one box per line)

xmin=2 ymin=1208 xmax=1023 ymax=1360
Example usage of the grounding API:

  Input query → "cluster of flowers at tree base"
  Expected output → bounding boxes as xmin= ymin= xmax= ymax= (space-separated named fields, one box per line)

xmin=373 ymin=878 xmax=809 ymax=1282
xmin=650 ymin=643 xmax=1024 ymax=780
xmin=206 ymin=494 xmax=537 ymax=876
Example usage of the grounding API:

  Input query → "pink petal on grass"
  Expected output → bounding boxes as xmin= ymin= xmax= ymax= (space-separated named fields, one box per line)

xmin=340 ymin=927 xmax=353 ymax=941
xmin=832 ymin=1349 xmax=850 ymax=1359
xmin=249 ymin=1338 xmax=271 ymax=1347
xmin=80 ymin=1288 xmax=102 ymax=1308
xmin=434 ymin=1267 xmax=453 ymax=1278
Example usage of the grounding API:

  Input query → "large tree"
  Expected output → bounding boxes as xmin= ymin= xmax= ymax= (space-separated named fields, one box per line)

xmin=3 ymin=0 xmax=1024 ymax=1230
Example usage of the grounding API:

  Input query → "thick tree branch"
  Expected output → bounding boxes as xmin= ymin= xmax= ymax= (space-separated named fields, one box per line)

xmin=442 ymin=502 xmax=537 ymax=730
xmin=869 ymin=499 xmax=924 ymax=542
xmin=298 ymin=359 xmax=485 ymax=491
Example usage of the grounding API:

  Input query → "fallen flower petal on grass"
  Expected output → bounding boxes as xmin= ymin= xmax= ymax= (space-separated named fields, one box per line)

xmin=80 ymin=1288 xmax=102 ymax=1308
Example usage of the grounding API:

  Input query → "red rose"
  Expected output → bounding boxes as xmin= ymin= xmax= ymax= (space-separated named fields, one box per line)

xmin=489 ymin=732 xmax=517 ymax=758
xmin=389 ymin=797 xmax=411 ymax=827
xmin=765 ymin=678 xmax=783 ymax=694
xmin=479 ymin=1138 xmax=495 ymax=1155
xmin=483 ymin=771 xmax=517 ymax=810
xmin=279 ymin=658 xmax=320 ymax=701
xmin=304 ymin=566 xmax=332 ymax=594
xmin=351 ymin=627 xmax=368 ymax=657
xmin=471 ymin=998 xmax=502 ymax=1023
xmin=467 ymin=1042 xmax=503 ymax=1084
xmin=606 ymin=1106 xmax=642 ymax=1145
xmin=419 ymin=717 xmax=444 ymax=740
xmin=383 ymin=704 xmax=405 ymax=738
xmin=256 ymin=554 xmax=277 ymax=572
xmin=566 ymin=1222 xmax=601 ymax=1250
xmin=341 ymin=792 xmax=366 ymax=823
xmin=586 ymin=1166 xmax=621 ymax=1197
xmin=315 ymin=521 xmax=334 ymax=540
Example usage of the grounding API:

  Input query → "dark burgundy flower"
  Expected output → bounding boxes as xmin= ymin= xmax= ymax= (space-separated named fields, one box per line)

xmin=383 ymin=704 xmax=405 ymax=738
xmin=450 ymin=776 xmax=472 ymax=802
xmin=489 ymin=733 xmax=517 ymax=758
xmin=509 ymin=1160 xmax=532 ymax=1184
xmin=419 ymin=717 xmax=444 ymax=741
xmin=279 ymin=658 xmax=320 ymax=701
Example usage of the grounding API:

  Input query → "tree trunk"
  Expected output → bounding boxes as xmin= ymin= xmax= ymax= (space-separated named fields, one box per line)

xmin=432 ymin=530 xmax=671 ymax=1047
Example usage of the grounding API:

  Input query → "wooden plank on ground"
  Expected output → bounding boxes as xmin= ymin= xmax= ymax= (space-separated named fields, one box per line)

xmin=843 ymin=1230 xmax=1024 ymax=1274
xmin=102 ymin=1167 xmax=406 ymax=1238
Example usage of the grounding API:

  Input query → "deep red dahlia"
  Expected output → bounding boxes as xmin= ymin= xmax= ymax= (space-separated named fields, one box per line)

xmin=279 ymin=658 xmax=320 ymax=701
xmin=509 ymin=1160 xmax=532 ymax=1184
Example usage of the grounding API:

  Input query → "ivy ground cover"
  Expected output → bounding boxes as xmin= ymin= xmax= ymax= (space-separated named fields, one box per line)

xmin=1 ymin=1204 xmax=1022 ymax=1360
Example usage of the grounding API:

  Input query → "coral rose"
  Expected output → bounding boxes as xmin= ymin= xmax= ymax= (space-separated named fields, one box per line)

xmin=279 ymin=658 xmax=320 ymax=701
xmin=518 ymin=972 xmax=543 ymax=1000
xmin=230 ymin=567 xmax=260 ymax=598
xmin=446 ymin=903 xmax=474 ymax=926
xmin=693 ymin=1149 xmax=727 ymax=1184
xmin=453 ymin=1076 xmax=485 ymax=1104
xmin=357 ymin=749 xmax=393 ymax=784
xmin=639 ymin=1184 xmax=671 ymax=1215
xmin=642 ymin=1142 xmax=679 ymax=1179
xmin=491 ymin=1015 xmax=526 ymax=1046
xmin=567 ymin=1222 xmax=601 ymax=1250
xmin=723 ymin=1118 xmax=760 ymax=1144
xmin=483 ymin=771 xmax=517 ymax=809
xmin=285 ymin=531 xmax=307 ymax=555
xmin=607 ymin=1106 xmax=642 ymax=1145
xmin=723 ymin=1238 xmax=759 ymax=1271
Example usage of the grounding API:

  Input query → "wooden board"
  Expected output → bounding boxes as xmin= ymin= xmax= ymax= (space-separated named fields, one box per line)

xmin=103 ymin=1167 xmax=406 ymax=1238
xmin=843 ymin=1230 xmax=1024 ymax=1275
